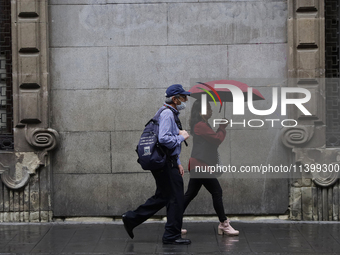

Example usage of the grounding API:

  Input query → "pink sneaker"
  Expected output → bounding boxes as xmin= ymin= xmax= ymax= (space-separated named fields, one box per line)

xmin=218 ymin=219 xmax=239 ymax=236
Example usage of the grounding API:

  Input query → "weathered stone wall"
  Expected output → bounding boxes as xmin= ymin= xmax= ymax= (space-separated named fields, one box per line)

xmin=0 ymin=0 xmax=55 ymax=222
xmin=284 ymin=0 xmax=340 ymax=221
xmin=49 ymin=1 xmax=289 ymax=217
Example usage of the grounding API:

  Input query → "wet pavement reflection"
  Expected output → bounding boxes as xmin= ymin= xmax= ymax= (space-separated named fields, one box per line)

xmin=0 ymin=221 xmax=339 ymax=254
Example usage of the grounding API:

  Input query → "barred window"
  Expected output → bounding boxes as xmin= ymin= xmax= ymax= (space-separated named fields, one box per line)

xmin=0 ymin=0 xmax=13 ymax=150
xmin=325 ymin=0 xmax=340 ymax=147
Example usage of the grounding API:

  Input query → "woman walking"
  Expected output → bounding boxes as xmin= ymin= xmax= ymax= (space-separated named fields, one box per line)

xmin=182 ymin=100 xmax=239 ymax=236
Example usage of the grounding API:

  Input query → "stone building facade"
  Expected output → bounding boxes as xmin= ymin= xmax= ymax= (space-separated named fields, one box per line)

xmin=0 ymin=0 xmax=339 ymax=222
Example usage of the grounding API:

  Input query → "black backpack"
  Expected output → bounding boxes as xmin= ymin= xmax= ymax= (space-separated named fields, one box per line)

xmin=136 ymin=106 xmax=181 ymax=171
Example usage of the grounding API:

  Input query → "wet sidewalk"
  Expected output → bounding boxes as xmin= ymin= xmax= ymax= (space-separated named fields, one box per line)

xmin=0 ymin=221 xmax=340 ymax=254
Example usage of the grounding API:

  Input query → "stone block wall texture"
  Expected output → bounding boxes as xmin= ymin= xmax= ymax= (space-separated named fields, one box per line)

xmin=49 ymin=1 xmax=289 ymax=217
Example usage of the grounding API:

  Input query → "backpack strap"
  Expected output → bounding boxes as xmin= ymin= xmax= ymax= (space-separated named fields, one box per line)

xmin=162 ymin=105 xmax=188 ymax=147
xmin=145 ymin=106 xmax=168 ymax=126
xmin=148 ymin=105 xmax=188 ymax=147
xmin=162 ymin=105 xmax=182 ymax=130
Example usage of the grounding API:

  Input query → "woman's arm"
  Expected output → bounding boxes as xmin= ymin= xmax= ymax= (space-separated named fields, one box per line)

xmin=194 ymin=121 xmax=226 ymax=146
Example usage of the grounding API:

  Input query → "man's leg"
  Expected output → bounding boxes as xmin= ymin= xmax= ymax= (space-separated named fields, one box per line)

xmin=162 ymin=164 xmax=184 ymax=241
xmin=123 ymin=166 xmax=172 ymax=231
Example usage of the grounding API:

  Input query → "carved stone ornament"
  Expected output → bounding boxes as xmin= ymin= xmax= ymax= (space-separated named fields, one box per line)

xmin=280 ymin=126 xmax=314 ymax=148
xmin=0 ymin=127 xmax=59 ymax=189
xmin=1 ymin=159 xmax=31 ymax=190
xmin=281 ymin=126 xmax=340 ymax=187
xmin=310 ymin=151 xmax=340 ymax=187
xmin=25 ymin=126 xmax=59 ymax=163
xmin=293 ymin=148 xmax=340 ymax=187
xmin=312 ymin=170 xmax=340 ymax=187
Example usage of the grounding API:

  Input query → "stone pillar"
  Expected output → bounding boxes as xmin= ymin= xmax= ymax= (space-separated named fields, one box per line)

xmin=0 ymin=0 xmax=58 ymax=222
xmin=283 ymin=0 xmax=340 ymax=220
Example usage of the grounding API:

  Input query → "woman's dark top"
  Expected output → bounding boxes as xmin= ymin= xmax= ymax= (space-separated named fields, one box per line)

xmin=189 ymin=121 xmax=226 ymax=171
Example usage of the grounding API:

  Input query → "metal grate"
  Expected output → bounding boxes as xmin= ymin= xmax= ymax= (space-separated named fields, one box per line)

xmin=325 ymin=0 xmax=340 ymax=147
xmin=0 ymin=0 xmax=13 ymax=150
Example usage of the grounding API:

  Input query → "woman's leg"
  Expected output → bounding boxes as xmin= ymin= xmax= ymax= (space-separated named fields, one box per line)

xmin=183 ymin=178 xmax=203 ymax=212
xmin=202 ymin=178 xmax=227 ymax=222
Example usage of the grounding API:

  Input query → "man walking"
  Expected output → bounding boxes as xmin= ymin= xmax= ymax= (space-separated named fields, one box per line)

xmin=122 ymin=84 xmax=191 ymax=245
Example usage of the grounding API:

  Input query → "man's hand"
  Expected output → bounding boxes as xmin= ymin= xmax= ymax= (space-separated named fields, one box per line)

xmin=178 ymin=164 xmax=184 ymax=177
xmin=179 ymin=130 xmax=189 ymax=140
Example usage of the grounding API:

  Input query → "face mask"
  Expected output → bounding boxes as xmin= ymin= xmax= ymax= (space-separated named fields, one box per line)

xmin=177 ymin=101 xmax=186 ymax=111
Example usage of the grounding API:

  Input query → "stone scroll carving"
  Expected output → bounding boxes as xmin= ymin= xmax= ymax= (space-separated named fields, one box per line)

xmin=0 ymin=127 xmax=59 ymax=190
xmin=281 ymin=126 xmax=314 ymax=148
xmin=313 ymin=170 xmax=340 ymax=187
xmin=25 ymin=127 xmax=59 ymax=163
xmin=1 ymin=164 xmax=31 ymax=190
xmin=294 ymin=149 xmax=340 ymax=187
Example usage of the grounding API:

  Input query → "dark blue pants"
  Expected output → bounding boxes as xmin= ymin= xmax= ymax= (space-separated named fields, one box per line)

xmin=124 ymin=162 xmax=184 ymax=241
xmin=184 ymin=178 xmax=227 ymax=223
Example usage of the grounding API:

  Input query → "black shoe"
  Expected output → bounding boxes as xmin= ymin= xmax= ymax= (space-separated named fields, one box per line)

xmin=163 ymin=238 xmax=191 ymax=245
xmin=122 ymin=214 xmax=134 ymax=239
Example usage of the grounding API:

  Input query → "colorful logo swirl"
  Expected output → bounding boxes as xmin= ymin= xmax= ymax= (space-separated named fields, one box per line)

xmin=197 ymin=82 xmax=223 ymax=112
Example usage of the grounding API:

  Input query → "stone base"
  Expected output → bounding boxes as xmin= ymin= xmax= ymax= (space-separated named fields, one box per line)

xmin=0 ymin=211 xmax=53 ymax=222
